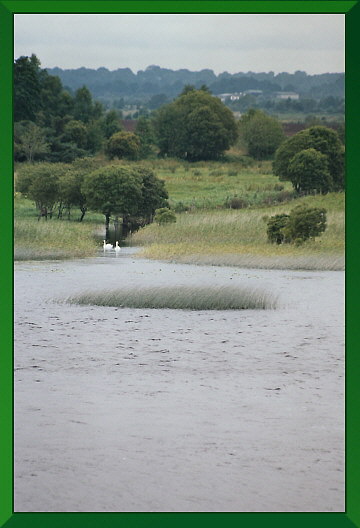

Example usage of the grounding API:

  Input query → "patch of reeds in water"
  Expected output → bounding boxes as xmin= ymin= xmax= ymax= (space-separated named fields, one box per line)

xmin=66 ymin=285 xmax=278 ymax=310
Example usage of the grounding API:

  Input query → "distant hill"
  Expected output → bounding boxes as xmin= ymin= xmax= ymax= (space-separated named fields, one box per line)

xmin=46 ymin=65 xmax=344 ymax=105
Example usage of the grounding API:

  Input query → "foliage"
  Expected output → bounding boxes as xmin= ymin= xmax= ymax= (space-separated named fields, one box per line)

xmin=58 ymin=169 xmax=88 ymax=221
xmin=267 ymin=206 xmax=327 ymax=244
xmin=14 ymin=55 xmax=107 ymax=163
xmin=82 ymin=165 xmax=143 ymax=220
xmin=135 ymin=117 xmax=156 ymax=158
xmin=14 ymin=54 xmax=42 ymax=122
xmin=18 ymin=163 xmax=69 ymax=214
xmin=133 ymin=167 xmax=169 ymax=222
xmin=152 ymin=88 xmax=238 ymax=161
xmin=154 ymin=208 xmax=177 ymax=225
xmin=283 ymin=206 xmax=327 ymax=244
xmin=287 ymin=148 xmax=332 ymax=194
xmin=101 ymin=110 xmax=123 ymax=139
xmin=105 ymin=131 xmax=141 ymax=160
xmin=266 ymin=214 xmax=290 ymax=244
xmin=239 ymin=109 xmax=285 ymax=160
xmin=273 ymin=126 xmax=344 ymax=192
xmin=14 ymin=121 xmax=50 ymax=162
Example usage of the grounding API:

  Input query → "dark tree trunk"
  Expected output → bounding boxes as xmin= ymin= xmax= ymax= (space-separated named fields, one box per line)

xmin=79 ymin=206 xmax=87 ymax=222
xmin=105 ymin=213 xmax=111 ymax=240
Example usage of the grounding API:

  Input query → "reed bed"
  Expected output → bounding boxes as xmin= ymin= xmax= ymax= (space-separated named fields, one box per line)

xmin=14 ymin=217 xmax=101 ymax=260
xmin=66 ymin=285 xmax=278 ymax=310
xmin=132 ymin=193 xmax=344 ymax=271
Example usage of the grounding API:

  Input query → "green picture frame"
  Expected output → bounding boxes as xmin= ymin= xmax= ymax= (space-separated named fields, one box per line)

xmin=1 ymin=1 xmax=357 ymax=526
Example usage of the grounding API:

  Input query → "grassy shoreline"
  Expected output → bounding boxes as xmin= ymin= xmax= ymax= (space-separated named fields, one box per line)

xmin=14 ymin=160 xmax=344 ymax=270
xmin=131 ymin=193 xmax=344 ymax=271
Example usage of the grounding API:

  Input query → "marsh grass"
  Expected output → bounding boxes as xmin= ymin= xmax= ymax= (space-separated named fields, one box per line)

xmin=14 ymin=217 xmax=101 ymax=260
xmin=66 ymin=285 xmax=278 ymax=310
xmin=132 ymin=193 xmax=344 ymax=270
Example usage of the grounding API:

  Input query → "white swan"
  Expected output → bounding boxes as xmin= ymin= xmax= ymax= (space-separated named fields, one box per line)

xmin=115 ymin=241 xmax=121 ymax=253
xmin=103 ymin=240 xmax=113 ymax=251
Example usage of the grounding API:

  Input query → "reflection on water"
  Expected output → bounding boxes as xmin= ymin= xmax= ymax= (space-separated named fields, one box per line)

xmin=14 ymin=251 xmax=344 ymax=512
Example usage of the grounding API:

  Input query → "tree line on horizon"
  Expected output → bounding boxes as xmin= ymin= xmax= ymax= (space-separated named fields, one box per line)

xmin=14 ymin=54 xmax=344 ymax=202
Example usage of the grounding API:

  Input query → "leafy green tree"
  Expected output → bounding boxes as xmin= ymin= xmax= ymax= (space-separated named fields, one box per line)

xmin=239 ymin=109 xmax=284 ymax=160
xmin=101 ymin=110 xmax=123 ymax=139
xmin=14 ymin=55 xmax=42 ymax=121
xmin=133 ymin=167 xmax=169 ymax=223
xmin=82 ymin=165 xmax=143 ymax=235
xmin=73 ymin=86 xmax=101 ymax=123
xmin=273 ymin=126 xmax=344 ymax=192
xmin=135 ymin=117 xmax=156 ymax=158
xmin=288 ymin=148 xmax=332 ymax=193
xmin=152 ymin=88 xmax=238 ymax=161
xmin=58 ymin=168 xmax=88 ymax=221
xmin=14 ymin=121 xmax=50 ymax=162
xmin=17 ymin=163 xmax=68 ymax=217
xmin=63 ymin=120 xmax=88 ymax=149
xmin=105 ymin=131 xmax=141 ymax=160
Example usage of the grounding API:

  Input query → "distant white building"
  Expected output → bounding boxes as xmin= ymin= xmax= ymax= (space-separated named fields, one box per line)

xmin=218 ymin=90 xmax=263 ymax=102
xmin=275 ymin=92 xmax=300 ymax=100
xmin=218 ymin=93 xmax=243 ymax=102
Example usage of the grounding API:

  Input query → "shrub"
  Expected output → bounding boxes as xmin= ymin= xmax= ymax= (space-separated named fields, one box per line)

xmin=266 ymin=206 xmax=327 ymax=244
xmin=283 ymin=206 xmax=327 ymax=243
xmin=266 ymin=214 xmax=290 ymax=244
xmin=226 ymin=197 xmax=248 ymax=209
xmin=154 ymin=207 xmax=177 ymax=225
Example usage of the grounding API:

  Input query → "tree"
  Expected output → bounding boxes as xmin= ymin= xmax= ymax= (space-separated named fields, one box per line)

xmin=101 ymin=110 xmax=123 ymax=139
xmin=135 ymin=117 xmax=156 ymax=158
xmin=133 ymin=167 xmax=168 ymax=223
xmin=239 ymin=109 xmax=284 ymax=160
xmin=82 ymin=165 xmax=143 ymax=237
xmin=73 ymin=86 xmax=98 ymax=123
xmin=63 ymin=120 xmax=88 ymax=149
xmin=14 ymin=55 xmax=42 ymax=121
xmin=152 ymin=88 xmax=238 ymax=161
xmin=58 ymin=168 xmax=88 ymax=221
xmin=17 ymin=163 xmax=68 ymax=218
xmin=105 ymin=131 xmax=141 ymax=160
xmin=14 ymin=121 xmax=50 ymax=162
xmin=287 ymin=148 xmax=332 ymax=194
xmin=273 ymin=125 xmax=344 ymax=192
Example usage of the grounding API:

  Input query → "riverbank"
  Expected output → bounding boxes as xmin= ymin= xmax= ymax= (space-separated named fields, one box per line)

xmin=131 ymin=193 xmax=344 ymax=271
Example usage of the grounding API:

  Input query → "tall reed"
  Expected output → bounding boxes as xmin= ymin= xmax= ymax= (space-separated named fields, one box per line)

xmin=66 ymin=285 xmax=278 ymax=310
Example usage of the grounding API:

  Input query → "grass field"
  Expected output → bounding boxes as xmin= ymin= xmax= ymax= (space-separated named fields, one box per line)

xmin=14 ymin=158 xmax=345 ymax=269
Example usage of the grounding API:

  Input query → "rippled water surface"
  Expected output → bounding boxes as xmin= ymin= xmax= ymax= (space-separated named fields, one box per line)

xmin=14 ymin=249 xmax=344 ymax=512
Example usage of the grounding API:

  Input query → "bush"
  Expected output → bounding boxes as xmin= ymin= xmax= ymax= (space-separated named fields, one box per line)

xmin=266 ymin=214 xmax=290 ymax=244
xmin=154 ymin=207 xmax=177 ymax=225
xmin=267 ymin=206 xmax=327 ymax=244
xmin=105 ymin=131 xmax=140 ymax=160
xmin=226 ymin=197 xmax=248 ymax=209
xmin=283 ymin=206 xmax=327 ymax=243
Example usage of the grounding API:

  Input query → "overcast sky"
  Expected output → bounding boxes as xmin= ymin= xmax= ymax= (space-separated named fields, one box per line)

xmin=14 ymin=14 xmax=345 ymax=75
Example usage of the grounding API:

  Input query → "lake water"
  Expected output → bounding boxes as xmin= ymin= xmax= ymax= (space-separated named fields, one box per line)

xmin=14 ymin=249 xmax=345 ymax=512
